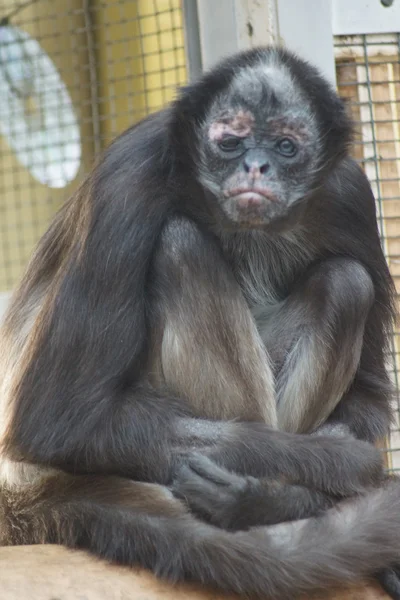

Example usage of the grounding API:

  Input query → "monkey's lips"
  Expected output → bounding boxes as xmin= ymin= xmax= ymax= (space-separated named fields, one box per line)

xmin=225 ymin=188 xmax=278 ymax=207
xmin=222 ymin=187 xmax=283 ymax=226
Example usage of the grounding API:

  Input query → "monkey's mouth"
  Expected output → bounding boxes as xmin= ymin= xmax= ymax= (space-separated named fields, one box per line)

xmin=224 ymin=188 xmax=278 ymax=207
xmin=221 ymin=187 xmax=287 ymax=227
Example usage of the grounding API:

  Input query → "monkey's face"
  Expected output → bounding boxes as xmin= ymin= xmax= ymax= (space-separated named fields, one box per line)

xmin=197 ymin=70 xmax=321 ymax=229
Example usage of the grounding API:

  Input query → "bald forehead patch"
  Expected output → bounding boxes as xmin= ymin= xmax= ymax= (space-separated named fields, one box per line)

xmin=208 ymin=109 xmax=254 ymax=142
xmin=230 ymin=60 xmax=304 ymax=110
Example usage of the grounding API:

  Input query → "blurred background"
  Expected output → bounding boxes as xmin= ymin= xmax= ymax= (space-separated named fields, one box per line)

xmin=0 ymin=0 xmax=187 ymax=297
xmin=0 ymin=0 xmax=399 ymax=468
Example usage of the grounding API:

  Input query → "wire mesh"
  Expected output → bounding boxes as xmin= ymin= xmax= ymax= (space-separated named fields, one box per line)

xmin=335 ymin=33 xmax=400 ymax=471
xmin=2 ymin=5 xmax=399 ymax=467
xmin=0 ymin=0 xmax=187 ymax=293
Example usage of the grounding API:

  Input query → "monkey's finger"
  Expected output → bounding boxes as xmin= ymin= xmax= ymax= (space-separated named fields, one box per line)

xmin=186 ymin=454 xmax=244 ymax=487
xmin=171 ymin=461 xmax=245 ymax=520
xmin=171 ymin=464 xmax=224 ymax=501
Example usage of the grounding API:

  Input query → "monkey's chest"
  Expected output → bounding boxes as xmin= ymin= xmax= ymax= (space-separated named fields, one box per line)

xmin=237 ymin=264 xmax=302 ymax=373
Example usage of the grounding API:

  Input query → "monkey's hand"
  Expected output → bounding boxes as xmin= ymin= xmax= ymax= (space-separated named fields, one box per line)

xmin=172 ymin=455 xmax=337 ymax=531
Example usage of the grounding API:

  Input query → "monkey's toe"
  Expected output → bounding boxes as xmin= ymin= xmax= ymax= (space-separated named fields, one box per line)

xmin=186 ymin=454 xmax=245 ymax=486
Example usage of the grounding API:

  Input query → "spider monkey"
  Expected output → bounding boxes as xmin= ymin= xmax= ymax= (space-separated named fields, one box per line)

xmin=0 ymin=46 xmax=399 ymax=599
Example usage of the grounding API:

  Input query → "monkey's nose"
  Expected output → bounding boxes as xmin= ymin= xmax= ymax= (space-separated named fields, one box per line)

xmin=243 ymin=157 xmax=270 ymax=176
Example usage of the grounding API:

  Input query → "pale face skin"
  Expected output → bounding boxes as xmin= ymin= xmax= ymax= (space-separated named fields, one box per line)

xmin=197 ymin=63 xmax=321 ymax=228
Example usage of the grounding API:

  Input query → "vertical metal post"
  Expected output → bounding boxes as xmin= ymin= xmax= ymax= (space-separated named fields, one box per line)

xmin=191 ymin=0 xmax=336 ymax=84
xmin=182 ymin=0 xmax=203 ymax=80
xmin=277 ymin=0 xmax=336 ymax=84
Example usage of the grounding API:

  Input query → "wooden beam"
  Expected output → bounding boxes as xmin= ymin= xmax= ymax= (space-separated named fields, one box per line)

xmin=0 ymin=545 xmax=390 ymax=600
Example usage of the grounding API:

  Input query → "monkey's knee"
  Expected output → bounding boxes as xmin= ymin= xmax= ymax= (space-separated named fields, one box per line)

xmin=328 ymin=258 xmax=374 ymax=306
xmin=306 ymin=258 xmax=374 ymax=320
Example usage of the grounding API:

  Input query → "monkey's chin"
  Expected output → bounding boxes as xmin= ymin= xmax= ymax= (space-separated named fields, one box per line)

xmin=222 ymin=196 xmax=291 ymax=229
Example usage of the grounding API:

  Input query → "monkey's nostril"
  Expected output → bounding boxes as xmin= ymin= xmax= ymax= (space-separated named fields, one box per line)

xmin=243 ymin=160 xmax=269 ymax=175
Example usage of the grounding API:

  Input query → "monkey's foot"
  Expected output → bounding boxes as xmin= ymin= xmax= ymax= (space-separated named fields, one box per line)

xmin=377 ymin=568 xmax=400 ymax=600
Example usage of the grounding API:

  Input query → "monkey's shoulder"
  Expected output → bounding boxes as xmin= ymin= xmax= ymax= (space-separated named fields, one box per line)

xmin=321 ymin=157 xmax=377 ymax=221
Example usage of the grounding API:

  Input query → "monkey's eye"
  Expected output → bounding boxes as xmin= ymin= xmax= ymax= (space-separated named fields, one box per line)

xmin=218 ymin=137 xmax=242 ymax=152
xmin=276 ymin=138 xmax=297 ymax=157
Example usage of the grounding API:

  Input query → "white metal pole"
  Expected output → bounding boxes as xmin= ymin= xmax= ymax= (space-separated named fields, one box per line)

xmin=194 ymin=0 xmax=336 ymax=83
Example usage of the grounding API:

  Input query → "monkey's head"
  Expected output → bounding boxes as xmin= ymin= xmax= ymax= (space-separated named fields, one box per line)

xmin=177 ymin=47 xmax=352 ymax=230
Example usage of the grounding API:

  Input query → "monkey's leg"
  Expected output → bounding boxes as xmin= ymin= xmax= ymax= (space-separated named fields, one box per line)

xmin=174 ymin=460 xmax=400 ymax=600
xmin=378 ymin=569 xmax=400 ymax=600
xmin=2 ymin=472 xmax=400 ymax=599
xmin=261 ymin=258 xmax=375 ymax=435
xmin=151 ymin=217 xmax=277 ymax=425
xmin=5 ymin=474 xmax=400 ymax=600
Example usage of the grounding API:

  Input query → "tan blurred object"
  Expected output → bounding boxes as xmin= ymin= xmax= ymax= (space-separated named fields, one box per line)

xmin=0 ymin=544 xmax=390 ymax=600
